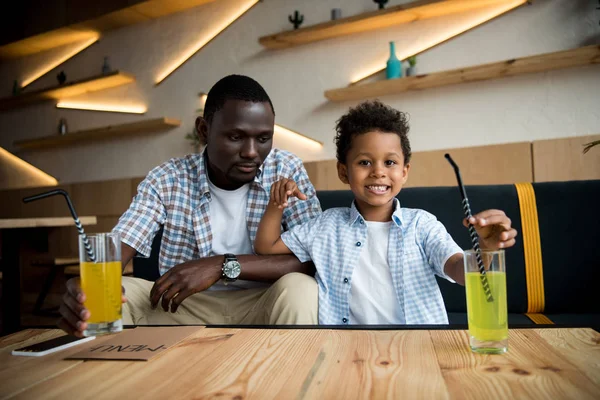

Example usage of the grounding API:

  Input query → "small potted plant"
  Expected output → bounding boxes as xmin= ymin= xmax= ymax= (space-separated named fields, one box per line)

xmin=583 ymin=140 xmax=599 ymax=154
xmin=406 ymin=56 xmax=417 ymax=76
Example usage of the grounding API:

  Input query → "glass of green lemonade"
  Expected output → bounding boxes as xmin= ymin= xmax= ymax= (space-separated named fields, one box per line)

xmin=464 ymin=249 xmax=508 ymax=354
xmin=79 ymin=232 xmax=123 ymax=336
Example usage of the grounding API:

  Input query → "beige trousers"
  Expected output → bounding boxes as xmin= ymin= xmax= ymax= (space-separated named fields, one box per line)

xmin=121 ymin=272 xmax=318 ymax=325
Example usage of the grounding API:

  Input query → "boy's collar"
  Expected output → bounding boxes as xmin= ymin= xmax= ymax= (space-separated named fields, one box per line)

xmin=349 ymin=198 xmax=403 ymax=226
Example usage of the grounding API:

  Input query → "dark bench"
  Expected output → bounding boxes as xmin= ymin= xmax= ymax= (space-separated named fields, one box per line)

xmin=133 ymin=180 xmax=600 ymax=330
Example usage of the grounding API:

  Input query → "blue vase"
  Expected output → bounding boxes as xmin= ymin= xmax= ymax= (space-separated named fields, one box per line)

xmin=386 ymin=41 xmax=402 ymax=79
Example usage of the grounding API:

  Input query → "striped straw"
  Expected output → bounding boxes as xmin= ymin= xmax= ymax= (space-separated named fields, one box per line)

xmin=23 ymin=189 xmax=96 ymax=262
xmin=444 ymin=154 xmax=494 ymax=302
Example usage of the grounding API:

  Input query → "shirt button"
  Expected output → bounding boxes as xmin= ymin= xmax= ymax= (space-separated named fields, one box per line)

xmin=342 ymin=318 xmax=348 ymax=323
xmin=356 ymin=241 xmax=362 ymax=247
xmin=360 ymin=220 xmax=364 ymax=224
xmin=343 ymin=277 xmax=349 ymax=283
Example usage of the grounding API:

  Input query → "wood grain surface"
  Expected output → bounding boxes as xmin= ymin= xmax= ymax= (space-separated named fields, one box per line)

xmin=1 ymin=328 xmax=598 ymax=400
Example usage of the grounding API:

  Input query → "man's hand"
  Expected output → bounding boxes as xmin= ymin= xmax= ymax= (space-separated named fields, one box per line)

xmin=150 ymin=256 xmax=222 ymax=313
xmin=271 ymin=178 xmax=307 ymax=209
xmin=57 ymin=277 xmax=127 ymax=337
xmin=464 ymin=209 xmax=518 ymax=250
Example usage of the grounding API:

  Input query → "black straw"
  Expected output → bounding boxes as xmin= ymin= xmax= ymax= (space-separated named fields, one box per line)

xmin=444 ymin=154 xmax=494 ymax=302
xmin=23 ymin=189 xmax=96 ymax=262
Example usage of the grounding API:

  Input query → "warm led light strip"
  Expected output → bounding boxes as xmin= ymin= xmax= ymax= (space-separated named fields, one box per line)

xmin=350 ymin=0 xmax=526 ymax=84
xmin=155 ymin=0 xmax=259 ymax=85
xmin=21 ymin=35 xmax=100 ymax=89
xmin=275 ymin=124 xmax=323 ymax=149
xmin=0 ymin=146 xmax=58 ymax=187
xmin=56 ymin=101 xmax=147 ymax=114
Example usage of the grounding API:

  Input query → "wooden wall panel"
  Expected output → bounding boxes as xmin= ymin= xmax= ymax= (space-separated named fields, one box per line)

xmin=304 ymin=142 xmax=533 ymax=190
xmin=0 ymin=184 xmax=73 ymax=218
xmin=130 ymin=176 xmax=144 ymax=197
xmin=304 ymin=160 xmax=348 ymax=191
xmin=532 ymin=134 xmax=600 ymax=182
xmin=71 ymin=178 xmax=133 ymax=217
xmin=406 ymin=142 xmax=533 ymax=188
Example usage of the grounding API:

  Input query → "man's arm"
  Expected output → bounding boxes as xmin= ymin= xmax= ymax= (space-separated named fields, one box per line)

xmin=152 ymin=178 xmax=312 ymax=313
xmin=149 ymin=254 xmax=314 ymax=312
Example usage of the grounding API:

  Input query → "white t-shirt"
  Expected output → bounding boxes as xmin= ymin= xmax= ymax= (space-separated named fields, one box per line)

xmin=349 ymin=221 xmax=404 ymax=324
xmin=207 ymin=177 xmax=268 ymax=291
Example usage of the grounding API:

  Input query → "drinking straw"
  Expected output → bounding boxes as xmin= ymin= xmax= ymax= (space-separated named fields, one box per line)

xmin=23 ymin=189 xmax=96 ymax=262
xmin=444 ymin=154 xmax=494 ymax=302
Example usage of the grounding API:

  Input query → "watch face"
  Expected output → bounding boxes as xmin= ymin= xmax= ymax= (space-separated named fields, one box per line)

xmin=223 ymin=261 xmax=241 ymax=279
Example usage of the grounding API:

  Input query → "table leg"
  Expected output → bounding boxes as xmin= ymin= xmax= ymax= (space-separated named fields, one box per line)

xmin=1 ymin=229 xmax=22 ymax=335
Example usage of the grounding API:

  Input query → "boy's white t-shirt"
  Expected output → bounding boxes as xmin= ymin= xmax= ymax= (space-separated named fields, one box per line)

xmin=349 ymin=221 xmax=404 ymax=324
xmin=207 ymin=178 xmax=268 ymax=291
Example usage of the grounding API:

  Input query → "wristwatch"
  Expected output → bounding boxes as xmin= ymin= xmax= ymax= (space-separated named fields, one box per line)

xmin=222 ymin=253 xmax=241 ymax=284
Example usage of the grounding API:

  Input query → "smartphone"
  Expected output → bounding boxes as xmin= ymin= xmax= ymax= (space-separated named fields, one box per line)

xmin=12 ymin=335 xmax=95 ymax=357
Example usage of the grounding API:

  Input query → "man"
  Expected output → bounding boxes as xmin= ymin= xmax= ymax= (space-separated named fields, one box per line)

xmin=58 ymin=75 xmax=321 ymax=337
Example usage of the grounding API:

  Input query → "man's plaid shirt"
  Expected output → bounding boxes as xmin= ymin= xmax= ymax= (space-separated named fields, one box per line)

xmin=113 ymin=149 xmax=322 ymax=276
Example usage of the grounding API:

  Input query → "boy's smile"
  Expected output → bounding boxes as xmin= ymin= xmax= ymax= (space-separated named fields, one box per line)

xmin=337 ymin=131 xmax=410 ymax=222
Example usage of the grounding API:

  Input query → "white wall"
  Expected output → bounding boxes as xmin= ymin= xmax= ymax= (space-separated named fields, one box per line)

xmin=0 ymin=0 xmax=598 ymax=184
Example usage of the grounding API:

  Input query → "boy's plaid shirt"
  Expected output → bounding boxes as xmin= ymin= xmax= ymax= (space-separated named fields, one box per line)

xmin=281 ymin=199 xmax=463 ymax=325
xmin=113 ymin=149 xmax=321 ymax=276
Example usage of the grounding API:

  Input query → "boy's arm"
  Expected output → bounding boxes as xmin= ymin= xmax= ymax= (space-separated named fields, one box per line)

xmin=444 ymin=209 xmax=518 ymax=286
xmin=444 ymin=253 xmax=465 ymax=286
xmin=254 ymin=202 xmax=293 ymax=255
xmin=255 ymin=177 xmax=306 ymax=255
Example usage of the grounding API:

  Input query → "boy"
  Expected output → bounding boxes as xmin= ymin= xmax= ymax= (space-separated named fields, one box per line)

xmin=254 ymin=100 xmax=517 ymax=325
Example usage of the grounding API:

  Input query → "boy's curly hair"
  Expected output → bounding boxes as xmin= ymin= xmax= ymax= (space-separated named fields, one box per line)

xmin=334 ymin=100 xmax=411 ymax=165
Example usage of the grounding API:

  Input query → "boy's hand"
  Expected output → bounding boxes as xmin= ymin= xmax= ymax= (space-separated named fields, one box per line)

xmin=464 ymin=209 xmax=518 ymax=250
xmin=270 ymin=178 xmax=307 ymax=209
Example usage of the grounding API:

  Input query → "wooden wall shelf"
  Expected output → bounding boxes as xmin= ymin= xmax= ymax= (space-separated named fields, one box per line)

xmin=325 ymin=45 xmax=600 ymax=102
xmin=259 ymin=0 xmax=520 ymax=50
xmin=0 ymin=71 xmax=135 ymax=112
xmin=14 ymin=117 xmax=181 ymax=150
xmin=0 ymin=0 xmax=216 ymax=59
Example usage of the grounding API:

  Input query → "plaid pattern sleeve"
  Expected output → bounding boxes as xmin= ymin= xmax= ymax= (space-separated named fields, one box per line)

xmin=280 ymin=214 xmax=324 ymax=263
xmin=112 ymin=167 xmax=168 ymax=257
xmin=417 ymin=211 xmax=463 ymax=280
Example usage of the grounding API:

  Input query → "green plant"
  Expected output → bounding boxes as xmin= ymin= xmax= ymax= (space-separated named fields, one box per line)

xmin=374 ymin=0 xmax=388 ymax=9
xmin=186 ymin=108 xmax=203 ymax=150
xmin=288 ymin=10 xmax=304 ymax=29
xmin=407 ymin=56 xmax=417 ymax=67
xmin=185 ymin=132 xmax=202 ymax=149
xmin=583 ymin=140 xmax=600 ymax=154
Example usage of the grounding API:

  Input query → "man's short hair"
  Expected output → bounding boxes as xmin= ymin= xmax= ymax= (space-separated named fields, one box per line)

xmin=203 ymin=75 xmax=275 ymax=124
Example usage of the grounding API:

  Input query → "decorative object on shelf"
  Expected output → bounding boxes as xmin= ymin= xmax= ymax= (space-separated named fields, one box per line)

xmin=56 ymin=71 xmax=67 ymax=85
xmin=325 ymin=45 xmax=600 ymax=102
xmin=102 ymin=56 xmax=111 ymax=75
xmin=406 ymin=56 xmax=417 ymax=76
xmin=583 ymin=140 xmax=599 ymax=154
xmin=373 ymin=0 xmax=388 ymax=9
xmin=331 ymin=8 xmax=342 ymax=20
xmin=58 ymin=118 xmax=68 ymax=135
xmin=12 ymin=80 xmax=20 ymax=96
xmin=386 ymin=41 xmax=401 ymax=80
xmin=289 ymin=10 xmax=304 ymax=30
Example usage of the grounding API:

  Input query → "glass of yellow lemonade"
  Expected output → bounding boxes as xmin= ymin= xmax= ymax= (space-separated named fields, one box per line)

xmin=464 ymin=249 xmax=508 ymax=354
xmin=79 ymin=232 xmax=122 ymax=336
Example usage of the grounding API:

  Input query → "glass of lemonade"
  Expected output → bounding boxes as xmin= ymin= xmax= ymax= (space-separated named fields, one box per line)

xmin=79 ymin=232 xmax=123 ymax=336
xmin=464 ymin=249 xmax=508 ymax=354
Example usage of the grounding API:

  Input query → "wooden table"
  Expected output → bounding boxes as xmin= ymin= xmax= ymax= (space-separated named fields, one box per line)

xmin=0 ymin=327 xmax=598 ymax=399
xmin=0 ymin=217 xmax=97 ymax=335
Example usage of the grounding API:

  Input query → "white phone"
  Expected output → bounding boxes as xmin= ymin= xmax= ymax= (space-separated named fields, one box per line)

xmin=12 ymin=335 xmax=95 ymax=357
